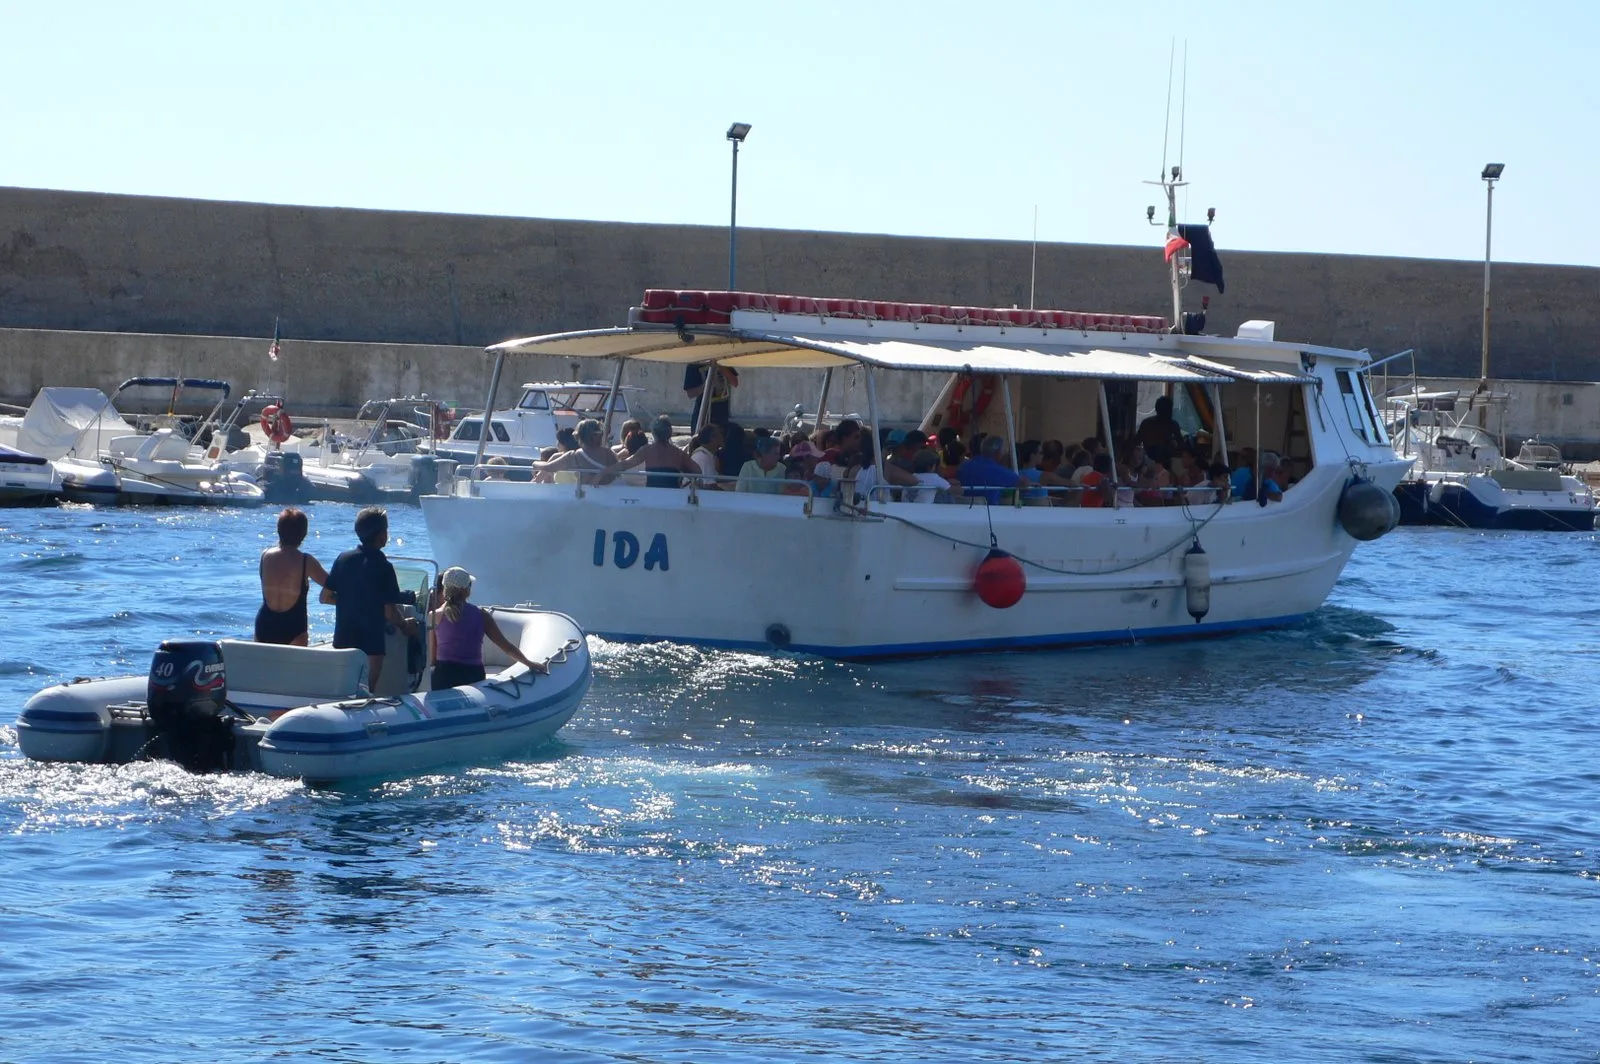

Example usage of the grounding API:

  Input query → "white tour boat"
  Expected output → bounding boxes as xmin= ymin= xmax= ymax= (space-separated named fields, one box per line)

xmin=433 ymin=381 xmax=646 ymax=472
xmin=420 ymin=188 xmax=1409 ymax=659
xmin=16 ymin=608 xmax=590 ymax=783
xmin=1386 ymin=388 xmax=1595 ymax=531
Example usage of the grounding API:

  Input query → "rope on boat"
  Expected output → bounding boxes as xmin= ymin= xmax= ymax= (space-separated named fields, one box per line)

xmin=861 ymin=500 xmax=1227 ymax=576
xmin=481 ymin=637 xmax=582 ymax=698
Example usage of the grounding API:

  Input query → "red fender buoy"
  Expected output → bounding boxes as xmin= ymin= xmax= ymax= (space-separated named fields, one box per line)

xmin=259 ymin=405 xmax=294 ymax=444
xmin=973 ymin=548 xmax=1026 ymax=609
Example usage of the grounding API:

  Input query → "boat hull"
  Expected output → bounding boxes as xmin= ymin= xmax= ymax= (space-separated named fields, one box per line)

xmin=422 ymin=461 xmax=1409 ymax=659
xmin=1394 ymin=476 xmax=1595 ymax=531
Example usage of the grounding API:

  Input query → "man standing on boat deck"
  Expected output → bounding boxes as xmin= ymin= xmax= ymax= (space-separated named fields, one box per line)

xmin=684 ymin=363 xmax=738 ymax=429
xmin=321 ymin=506 xmax=417 ymax=692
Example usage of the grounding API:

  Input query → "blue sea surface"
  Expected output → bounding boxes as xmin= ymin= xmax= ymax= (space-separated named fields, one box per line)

xmin=0 ymin=503 xmax=1595 ymax=1062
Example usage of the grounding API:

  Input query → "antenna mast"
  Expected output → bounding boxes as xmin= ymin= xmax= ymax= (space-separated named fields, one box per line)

xmin=1029 ymin=206 xmax=1038 ymax=310
xmin=1147 ymin=41 xmax=1191 ymax=329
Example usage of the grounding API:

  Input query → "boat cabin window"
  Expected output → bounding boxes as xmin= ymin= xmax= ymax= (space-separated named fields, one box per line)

xmin=546 ymin=389 xmax=629 ymax=415
xmin=517 ymin=391 xmax=550 ymax=411
xmin=451 ymin=419 xmax=510 ymax=443
xmin=1335 ymin=369 xmax=1387 ymax=444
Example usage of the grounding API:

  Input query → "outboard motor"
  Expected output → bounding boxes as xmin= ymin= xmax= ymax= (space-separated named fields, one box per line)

xmin=259 ymin=451 xmax=310 ymax=503
xmin=146 ymin=640 xmax=236 ymax=773
xmin=410 ymin=454 xmax=441 ymax=497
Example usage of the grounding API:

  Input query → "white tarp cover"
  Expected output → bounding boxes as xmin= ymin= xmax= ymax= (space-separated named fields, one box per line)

xmin=488 ymin=328 xmax=1230 ymax=382
xmin=19 ymin=387 xmax=138 ymax=459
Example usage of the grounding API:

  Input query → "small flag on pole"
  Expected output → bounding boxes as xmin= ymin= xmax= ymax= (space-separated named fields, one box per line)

xmin=1164 ymin=233 xmax=1190 ymax=263
xmin=268 ymin=317 xmax=281 ymax=362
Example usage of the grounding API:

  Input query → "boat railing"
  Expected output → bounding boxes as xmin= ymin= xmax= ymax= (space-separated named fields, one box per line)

xmin=859 ymin=482 xmax=1232 ymax=508
xmin=459 ymin=466 xmax=823 ymax=515
xmin=451 ymin=463 xmax=1249 ymax=512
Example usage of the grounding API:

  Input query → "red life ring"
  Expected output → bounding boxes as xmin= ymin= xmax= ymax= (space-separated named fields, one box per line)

xmin=943 ymin=374 xmax=998 ymax=435
xmin=260 ymin=405 xmax=294 ymax=444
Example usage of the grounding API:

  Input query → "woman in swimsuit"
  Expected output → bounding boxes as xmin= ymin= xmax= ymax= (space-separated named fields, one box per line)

xmin=598 ymin=416 xmax=699 ymax=488
xmin=255 ymin=507 xmax=330 ymax=646
xmin=528 ymin=419 xmax=619 ymax=484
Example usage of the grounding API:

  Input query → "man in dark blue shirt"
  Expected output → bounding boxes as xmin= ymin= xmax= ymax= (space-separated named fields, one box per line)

xmin=684 ymin=363 xmax=738 ymax=429
xmin=956 ymin=435 xmax=1021 ymax=505
xmin=320 ymin=506 xmax=416 ymax=691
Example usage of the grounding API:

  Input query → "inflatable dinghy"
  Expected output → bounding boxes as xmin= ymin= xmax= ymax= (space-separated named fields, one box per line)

xmin=17 ymin=607 xmax=589 ymax=783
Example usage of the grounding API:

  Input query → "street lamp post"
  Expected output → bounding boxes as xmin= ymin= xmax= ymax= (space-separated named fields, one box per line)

xmin=1480 ymin=162 xmax=1505 ymax=382
xmin=726 ymin=122 xmax=752 ymax=291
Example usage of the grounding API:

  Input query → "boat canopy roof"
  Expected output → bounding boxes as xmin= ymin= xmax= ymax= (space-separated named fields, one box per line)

xmin=517 ymin=381 xmax=645 ymax=391
xmin=490 ymin=328 xmax=1252 ymax=383
xmin=115 ymin=376 xmax=231 ymax=396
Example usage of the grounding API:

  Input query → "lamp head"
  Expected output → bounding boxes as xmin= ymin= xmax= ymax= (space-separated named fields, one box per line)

xmin=727 ymin=122 xmax=752 ymax=142
xmin=1482 ymin=162 xmax=1505 ymax=181
xmin=1146 ymin=205 xmax=1155 ymax=222
xmin=1206 ymin=207 xmax=1215 ymax=223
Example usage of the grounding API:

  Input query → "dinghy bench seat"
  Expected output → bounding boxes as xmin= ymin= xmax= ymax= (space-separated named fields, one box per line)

xmin=217 ymin=640 xmax=369 ymax=711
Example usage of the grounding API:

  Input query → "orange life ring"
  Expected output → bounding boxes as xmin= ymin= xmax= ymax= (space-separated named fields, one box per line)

xmin=260 ymin=405 xmax=294 ymax=444
xmin=943 ymin=374 xmax=997 ymax=435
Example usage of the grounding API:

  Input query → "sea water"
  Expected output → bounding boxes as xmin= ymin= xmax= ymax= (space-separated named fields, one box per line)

xmin=0 ymin=503 xmax=1595 ymax=1062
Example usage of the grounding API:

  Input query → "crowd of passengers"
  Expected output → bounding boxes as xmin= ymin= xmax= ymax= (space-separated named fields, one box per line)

xmin=514 ymin=396 xmax=1298 ymax=507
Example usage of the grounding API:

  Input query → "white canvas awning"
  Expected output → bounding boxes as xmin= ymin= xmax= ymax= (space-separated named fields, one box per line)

xmin=18 ymin=387 xmax=137 ymax=459
xmin=487 ymin=328 xmax=1231 ymax=382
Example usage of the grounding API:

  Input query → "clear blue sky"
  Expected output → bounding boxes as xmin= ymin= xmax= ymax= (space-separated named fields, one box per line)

xmin=4 ymin=0 xmax=1595 ymax=266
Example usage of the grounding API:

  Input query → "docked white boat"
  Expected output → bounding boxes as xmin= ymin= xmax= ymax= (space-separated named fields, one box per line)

xmin=11 ymin=378 xmax=266 ymax=507
xmin=0 ymin=444 xmax=62 ymax=504
xmin=1386 ymin=388 xmax=1595 ymax=531
xmin=421 ymin=181 xmax=1409 ymax=659
xmin=16 ymin=608 xmax=590 ymax=783
xmin=236 ymin=396 xmax=454 ymax=502
xmin=434 ymin=381 xmax=646 ymax=472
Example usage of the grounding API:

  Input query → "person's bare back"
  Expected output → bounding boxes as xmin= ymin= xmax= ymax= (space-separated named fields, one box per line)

xmin=260 ymin=546 xmax=328 ymax=612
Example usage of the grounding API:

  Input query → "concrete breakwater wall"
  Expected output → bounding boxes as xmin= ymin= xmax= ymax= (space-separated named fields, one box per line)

xmin=5 ymin=186 xmax=1600 ymax=381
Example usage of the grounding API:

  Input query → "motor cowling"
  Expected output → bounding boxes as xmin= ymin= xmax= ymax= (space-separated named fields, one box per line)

xmin=147 ymin=640 xmax=235 ymax=773
xmin=410 ymin=454 xmax=441 ymax=496
xmin=1338 ymin=478 xmax=1400 ymax=541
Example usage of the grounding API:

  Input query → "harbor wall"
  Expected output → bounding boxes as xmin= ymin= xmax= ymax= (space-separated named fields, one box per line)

xmin=4 ymin=185 xmax=1600 ymax=382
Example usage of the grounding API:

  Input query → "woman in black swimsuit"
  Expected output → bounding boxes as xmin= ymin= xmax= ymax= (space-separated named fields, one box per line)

xmin=255 ymin=507 xmax=331 ymax=645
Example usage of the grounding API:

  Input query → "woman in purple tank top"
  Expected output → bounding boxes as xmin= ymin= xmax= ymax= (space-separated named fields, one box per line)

xmin=428 ymin=566 xmax=542 ymax=690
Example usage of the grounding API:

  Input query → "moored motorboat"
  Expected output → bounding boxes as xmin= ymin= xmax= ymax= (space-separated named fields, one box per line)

xmin=421 ymin=174 xmax=1409 ymax=659
xmin=16 ymin=607 xmax=590 ymax=783
xmin=1385 ymin=388 xmax=1596 ymax=531
xmin=0 ymin=444 xmax=62 ymax=505
xmin=11 ymin=379 xmax=266 ymax=507
xmin=236 ymin=396 xmax=455 ymax=502
xmin=434 ymin=381 xmax=647 ymax=473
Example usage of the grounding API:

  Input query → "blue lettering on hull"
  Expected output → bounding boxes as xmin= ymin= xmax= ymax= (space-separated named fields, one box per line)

xmin=592 ymin=530 xmax=669 ymax=571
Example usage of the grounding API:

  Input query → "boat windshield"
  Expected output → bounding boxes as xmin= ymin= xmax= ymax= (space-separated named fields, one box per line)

xmin=546 ymin=389 xmax=629 ymax=415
